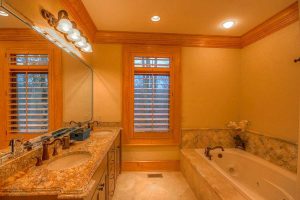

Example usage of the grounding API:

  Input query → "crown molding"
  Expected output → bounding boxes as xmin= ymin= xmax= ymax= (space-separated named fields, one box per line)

xmin=241 ymin=1 xmax=299 ymax=47
xmin=94 ymin=31 xmax=242 ymax=48
xmin=61 ymin=0 xmax=97 ymax=42
xmin=0 ymin=28 xmax=46 ymax=41
xmin=93 ymin=1 xmax=299 ymax=48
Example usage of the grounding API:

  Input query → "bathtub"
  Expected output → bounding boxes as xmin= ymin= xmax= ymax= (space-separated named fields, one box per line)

xmin=195 ymin=148 xmax=297 ymax=200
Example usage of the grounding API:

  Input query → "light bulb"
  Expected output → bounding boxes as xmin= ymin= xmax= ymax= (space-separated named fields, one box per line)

xmin=75 ymin=37 xmax=87 ymax=48
xmin=56 ymin=18 xmax=73 ymax=33
xmin=151 ymin=16 xmax=160 ymax=22
xmin=222 ymin=21 xmax=235 ymax=29
xmin=81 ymin=43 xmax=92 ymax=53
xmin=67 ymin=29 xmax=81 ymax=42
xmin=0 ymin=11 xmax=9 ymax=17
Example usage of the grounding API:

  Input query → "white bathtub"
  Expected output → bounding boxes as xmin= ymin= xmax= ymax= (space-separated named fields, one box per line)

xmin=195 ymin=148 xmax=297 ymax=200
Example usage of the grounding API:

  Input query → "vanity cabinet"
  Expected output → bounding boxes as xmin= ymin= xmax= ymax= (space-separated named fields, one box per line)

xmin=107 ymin=133 xmax=121 ymax=199
xmin=92 ymin=171 xmax=107 ymax=200
xmin=90 ymin=131 xmax=121 ymax=200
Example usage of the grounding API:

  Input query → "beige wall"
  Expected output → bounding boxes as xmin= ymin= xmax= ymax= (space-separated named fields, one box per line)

xmin=63 ymin=51 xmax=93 ymax=122
xmin=92 ymin=44 xmax=122 ymax=122
xmin=240 ymin=22 xmax=300 ymax=143
xmin=92 ymin=23 xmax=300 ymax=161
xmin=181 ymin=47 xmax=241 ymax=128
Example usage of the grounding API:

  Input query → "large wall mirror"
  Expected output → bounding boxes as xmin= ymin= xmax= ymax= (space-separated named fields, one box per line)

xmin=0 ymin=1 xmax=93 ymax=150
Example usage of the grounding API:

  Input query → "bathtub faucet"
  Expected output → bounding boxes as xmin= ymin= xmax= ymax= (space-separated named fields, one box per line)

xmin=204 ymin=146 xmax=224 ymax=160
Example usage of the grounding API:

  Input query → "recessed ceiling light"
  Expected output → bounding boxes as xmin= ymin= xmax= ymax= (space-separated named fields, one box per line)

xmin=222 ymin=21 xmax=235 ymax=29
xmin=0 ymin=11 xmax=9 ymax=17
xmin=151 ymin=16 xmax=160 ymax=22
xmin=223 ymin=21 xmax=235 ymax=29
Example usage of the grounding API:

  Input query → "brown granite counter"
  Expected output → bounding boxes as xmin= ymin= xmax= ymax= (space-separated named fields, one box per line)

xmin=0 ymin=127 xmax=121 ymax=199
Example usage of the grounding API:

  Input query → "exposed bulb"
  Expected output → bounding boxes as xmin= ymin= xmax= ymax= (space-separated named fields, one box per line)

xmin=67 ymin=29 xmax=81 ymax=42
xmin=56 ymin=18 xmax=73 ymax=33
xmin=75 ymin=37 xmax=87 ymax=48
xmin=81 ymin=43 xmax=92 ymax=53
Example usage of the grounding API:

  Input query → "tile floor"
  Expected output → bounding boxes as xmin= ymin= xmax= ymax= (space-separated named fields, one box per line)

xmin=112 ymin=172 xmax=197 ymax=200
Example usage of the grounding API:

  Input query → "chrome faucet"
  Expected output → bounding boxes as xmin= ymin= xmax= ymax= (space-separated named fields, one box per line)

xmin=204 ymin=146 xmax=224 ymax=160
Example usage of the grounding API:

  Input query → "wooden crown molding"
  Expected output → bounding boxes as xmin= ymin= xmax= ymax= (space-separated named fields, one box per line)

xmin=61 ymin=0 xmax=97 ymax=42
xmin=241 ymin=1 xmax=299 ymax=47
xmin=0 ymin=28 xmax=46 ymax=41
xmin=94 ymin=31 xmax=242 ymax=48
xmin=93 ymin=1 xmax=299 ymax=48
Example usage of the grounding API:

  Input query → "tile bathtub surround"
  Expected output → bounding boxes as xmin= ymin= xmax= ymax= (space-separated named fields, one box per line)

xmin=241 ymin=131 xmax=298 ymax=173
xmin=181 ymin=128 xmax=236 ymax=149
xmin=181 ymin=149 xmax=248 ymax=200
xmin=181 ymin=128 xmax=298 ymax=173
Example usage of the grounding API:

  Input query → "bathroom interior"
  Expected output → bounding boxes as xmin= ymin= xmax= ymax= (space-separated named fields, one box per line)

xmin=0 ymin=0 xmax=299 ymax=199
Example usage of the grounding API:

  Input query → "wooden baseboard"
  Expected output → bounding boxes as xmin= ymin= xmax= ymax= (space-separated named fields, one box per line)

xmin=122 ymin=160 xmax=180 ymax=171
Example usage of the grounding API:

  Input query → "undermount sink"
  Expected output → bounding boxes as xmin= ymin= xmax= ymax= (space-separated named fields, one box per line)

xmin=93 ymin=130 xmax=113 ymax=137
xmin=47 ymin=151 xmax=91 ymax=171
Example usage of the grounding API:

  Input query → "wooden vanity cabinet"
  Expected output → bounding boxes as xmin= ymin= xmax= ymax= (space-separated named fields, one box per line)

xmin=91 ymin=131 xmax=121 ymax=200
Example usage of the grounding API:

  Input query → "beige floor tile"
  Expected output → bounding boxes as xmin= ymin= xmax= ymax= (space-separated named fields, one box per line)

xmin=112 ymin=172 xmax=197 ymax=200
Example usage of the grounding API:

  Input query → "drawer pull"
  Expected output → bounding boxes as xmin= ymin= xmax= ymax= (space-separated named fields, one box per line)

xmin=98 ymin=183 xmax=105 ymax=191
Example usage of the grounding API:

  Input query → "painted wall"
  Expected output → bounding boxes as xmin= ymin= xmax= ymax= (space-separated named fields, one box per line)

xmin=92 ymin=44 xmax=122 ymax=122
xmin=92 ymin=44 xmax=242 ymax=161
xmin=62 ymin=51 xmax=93 ymax=122
xmin=240 ymin=22 xmax=300 ymax=143
xmin=181 ymin=47 xmax=241 ymax=128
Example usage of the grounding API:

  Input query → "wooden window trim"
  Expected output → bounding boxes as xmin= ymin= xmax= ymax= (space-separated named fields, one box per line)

xmin=122 ymin=45 xmax=181 ymax=145
xmin=1 ymin=45 xmax=62 ymax=145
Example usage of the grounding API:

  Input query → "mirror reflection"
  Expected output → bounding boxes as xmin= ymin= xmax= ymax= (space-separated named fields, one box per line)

xmin=0 ymin=7 xmax=93 ymax=150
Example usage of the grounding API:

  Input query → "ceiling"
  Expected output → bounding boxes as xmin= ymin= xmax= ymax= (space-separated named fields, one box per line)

xmin=82 ymin=0 xmax=296 ymax=36
xmin=0 ymin=8 xmax=27 ymax=28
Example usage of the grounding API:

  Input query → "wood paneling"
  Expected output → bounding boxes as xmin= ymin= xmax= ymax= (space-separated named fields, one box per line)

xmin=61 ymin=0 xmax=97 ymax=42
xmin=0 ymin=29 xmax=45 ymax=41
xmin=241 ymin=1 xmax=299 ymax=47
xmin=95 ymin=31 xmax=242 ymax=48
xmin=122 ymin=160 xmax=180 ymax=171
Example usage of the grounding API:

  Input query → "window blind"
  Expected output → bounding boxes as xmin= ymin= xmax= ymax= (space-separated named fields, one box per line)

xmin=8 ymin=54 xmax=49 ymax=134
xmin=133 ymin=57 xmax=170 ymax=133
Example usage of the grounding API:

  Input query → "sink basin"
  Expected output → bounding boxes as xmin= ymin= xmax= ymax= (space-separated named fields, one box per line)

xmin=93 ymin=130 xmax=113 ymax=137
xmin=47 ymin=151 xmax=91 ymax=170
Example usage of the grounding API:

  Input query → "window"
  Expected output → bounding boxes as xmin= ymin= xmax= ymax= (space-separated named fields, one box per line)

xmin=123 ymin=45 xmax=181 ymax=145
xmin=7 ymin=54 xmax=50 ymax=134
xmin=134 ymin=58 xmax=170 ymax=133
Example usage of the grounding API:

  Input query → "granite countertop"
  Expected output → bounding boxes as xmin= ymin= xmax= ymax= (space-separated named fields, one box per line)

xmin=0 ymin=127 xmax=121 ymax=199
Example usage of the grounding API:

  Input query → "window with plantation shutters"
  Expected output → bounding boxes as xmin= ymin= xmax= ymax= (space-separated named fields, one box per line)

xmin=134 ymin=57 xmax=170 ymax=133
xmin=123 ymin=45 xmax=180 ymax=145
xmin=7 ymin=54 xmax=49 ymax=134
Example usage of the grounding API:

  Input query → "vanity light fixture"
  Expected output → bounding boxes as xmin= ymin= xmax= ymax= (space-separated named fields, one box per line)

xmin=151 ymin=15 xmax=160 ymax=22
xmin=0 ymin=10 xmax=9 ymax=17
xmin=222 ymin=20 xmax=235 ymax=29
xmin=41 ymin=9 xmax=92 ymax=53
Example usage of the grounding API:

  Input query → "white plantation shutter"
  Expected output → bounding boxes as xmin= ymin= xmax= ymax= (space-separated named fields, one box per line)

xmin=133 ymin=57 xmax=171 ymax=133
xmin=7 ymin=54 xmax=49 ymax=134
